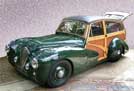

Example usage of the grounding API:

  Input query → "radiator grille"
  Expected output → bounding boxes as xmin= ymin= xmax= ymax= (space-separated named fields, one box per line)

xmin=19 ymin=47 xmax=29 ymax=68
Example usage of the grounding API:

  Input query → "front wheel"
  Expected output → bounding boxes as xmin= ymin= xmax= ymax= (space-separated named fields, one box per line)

xmin=46 ymin=60 xmax=72 ymax=88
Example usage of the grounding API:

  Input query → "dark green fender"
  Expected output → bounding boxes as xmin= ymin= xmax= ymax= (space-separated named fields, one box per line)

xmin=35 ymin=47 xmax=99 ymax=84
xmin=108 ymin=37 xmax=129 ymax=60
xmin=57 ymin=48 xmax=99 ymax=75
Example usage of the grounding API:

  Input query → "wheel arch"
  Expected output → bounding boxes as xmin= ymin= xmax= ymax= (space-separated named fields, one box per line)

xmin=60 ymin=58 xmax=74 ymax=76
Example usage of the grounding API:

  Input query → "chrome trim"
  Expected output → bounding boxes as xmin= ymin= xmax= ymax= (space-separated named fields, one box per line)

xmin=19 ymin=47 xmax=29 ymax=68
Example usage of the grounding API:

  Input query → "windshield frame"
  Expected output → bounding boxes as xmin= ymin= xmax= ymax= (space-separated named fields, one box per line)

xmin=56 ymin=20 xmax=88 ymax=39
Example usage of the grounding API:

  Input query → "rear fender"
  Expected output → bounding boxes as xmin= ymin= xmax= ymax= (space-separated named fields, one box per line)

xmin=108 ymin=37 xmax=129 ymax=58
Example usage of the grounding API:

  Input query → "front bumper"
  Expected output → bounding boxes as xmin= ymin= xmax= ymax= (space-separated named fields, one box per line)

xmin=8 ymin=58 xmax=51 ymax=85
xmin=15 ymin=65 xmax=39 ymax=83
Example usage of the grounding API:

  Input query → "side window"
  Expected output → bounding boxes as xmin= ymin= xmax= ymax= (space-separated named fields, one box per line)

xmin=90 ymin=21 xmax=104 ymax=37
xmin=105 ymin=21 xmax=124 ymax=34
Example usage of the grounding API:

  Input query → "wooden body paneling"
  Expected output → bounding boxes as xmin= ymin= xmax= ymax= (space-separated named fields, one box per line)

xmin=85 ymin=20 xmax=126 ymax=61
xmin=86 ymin=35 xmax=106 ymax=60
xmin=107 ymin=31 xmax=126 ymax=47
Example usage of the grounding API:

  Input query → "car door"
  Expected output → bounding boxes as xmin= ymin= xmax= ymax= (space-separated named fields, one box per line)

xmin=86 ymin=21 xmax=107 ymax=61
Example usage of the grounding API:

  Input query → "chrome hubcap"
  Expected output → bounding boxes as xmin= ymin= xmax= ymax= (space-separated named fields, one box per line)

xmin=117 ymin=50 xmax=121 ymax=55
xmin=56 ymin=66 xmax=65 ymax=79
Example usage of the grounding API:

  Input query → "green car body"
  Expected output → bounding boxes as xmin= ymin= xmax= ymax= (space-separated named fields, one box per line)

xmin=6 ymin=12 xmax=130 ymax=87
xmin=7 ymin=32 xmax=100 ymax=82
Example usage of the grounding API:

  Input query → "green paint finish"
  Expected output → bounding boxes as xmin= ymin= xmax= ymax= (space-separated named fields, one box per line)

xmin=7 ymin=32 xmax=100 ymax=84
xmin=57 ymin=49 xmax=99 ymax=74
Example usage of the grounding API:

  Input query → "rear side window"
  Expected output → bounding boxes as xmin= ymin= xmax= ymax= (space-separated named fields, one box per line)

xmin=90 ymin=21 xmax=104 ymax=37
xmin=105 ymin=21 xmax=124 ymax=34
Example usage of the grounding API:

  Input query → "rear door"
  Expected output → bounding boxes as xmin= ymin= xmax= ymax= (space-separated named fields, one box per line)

xmin=86 ymin=21 xmax=107 ymax=61
xmin=104 ymin=21 xmax=126 ymax=47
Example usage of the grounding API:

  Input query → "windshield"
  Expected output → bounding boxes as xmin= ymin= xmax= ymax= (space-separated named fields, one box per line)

xmin=57 ymin=21 xmax=86 ymax=37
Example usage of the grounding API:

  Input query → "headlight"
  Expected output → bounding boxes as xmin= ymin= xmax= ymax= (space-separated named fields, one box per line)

xmin=14 ymin=56 xmax=18 ymax=63
xmin=25 ymin=63 xmax=30 ymax=70
xmin=31 ymin=58 xmax=38 ymax=69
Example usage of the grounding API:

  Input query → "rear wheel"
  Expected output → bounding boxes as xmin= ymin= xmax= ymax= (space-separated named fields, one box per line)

xmin=46 ymin=60 xmax=72 ymax=88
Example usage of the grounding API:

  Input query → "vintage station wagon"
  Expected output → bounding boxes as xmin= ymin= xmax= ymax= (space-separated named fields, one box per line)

xmin=6 ymin=12 xmax=131 ymax=87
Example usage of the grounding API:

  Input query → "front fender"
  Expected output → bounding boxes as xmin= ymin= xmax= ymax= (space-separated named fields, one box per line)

xmin=36 ymin=47 xmax=99 ymax=81
xmin=57 ymin=48 xmax=99 ymax=75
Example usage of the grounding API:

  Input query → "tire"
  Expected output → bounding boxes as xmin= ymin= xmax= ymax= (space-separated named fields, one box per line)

xmin=46 ymin=60 xmax=72 ymax=88
xmin=108 ymin=46 xmax=123 ymax=62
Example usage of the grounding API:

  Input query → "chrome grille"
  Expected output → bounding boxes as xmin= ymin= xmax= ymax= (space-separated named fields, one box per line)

xmin=19 ymin=47 xmax=29 ymax=68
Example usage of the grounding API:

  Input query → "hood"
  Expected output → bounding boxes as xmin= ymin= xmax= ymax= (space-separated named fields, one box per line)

xmin=14 ymin=33 xmax=85 ymax=53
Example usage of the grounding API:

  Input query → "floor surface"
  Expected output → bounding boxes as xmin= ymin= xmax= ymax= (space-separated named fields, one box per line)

xmin=0 ymin=49 xmax=134 ymax=91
